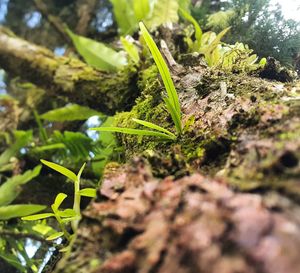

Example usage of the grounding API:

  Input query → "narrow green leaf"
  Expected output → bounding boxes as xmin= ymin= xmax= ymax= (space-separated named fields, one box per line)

xmin=163 ymin=98 xmax=182 ymax=134
xmin=66 ymin=28 xmax=127 ymax=71
xmin=0 ymin=254 xmax=25 ymax=272
xmin=139 ymin=22 xmax=180 ymax=113
xmin=139 ymin=22 xmax=182 ymax=134
xmin=52 ymin=193 xmax=67 ymax=211
xmin=32 ymin=224 xmax=54 ymax=235
xmin=32 ymin=143 xmax=66 ymax=152
xmin=202 ymin=27 xmax=231 ymax=55
xmin=90 ymin=127 xmax=175 ymax=140
xmin=40 ymin=104 xmax=103 ymax=122
xmin=77 ymin=163 xmax=86 ymax=181
xmin=61 ymin=216 xmax=79 ymax=223
xmin=22 ymin=213 xmax=55 ymax=221
xmin=79 ymin=188 xmax=97 ymax=197
xmin=0 ymin=204 xmax=46 ymax=220
xmin=179 ymin=7 xmax=202 ymax=51
xmin=46 ymin=232 xmax=64 ymax=241
xmin=41 ymin=159 xmax=77 ymax=182
xmin=57 ymin=208 xmax=76 ymax=218
xmin=0 ymin=166 xmax=42 ymax=206
xmin=120 ymin=36 xmax=140 ymax=64
xmin=132 ymin=118 xmax=176 ymax=139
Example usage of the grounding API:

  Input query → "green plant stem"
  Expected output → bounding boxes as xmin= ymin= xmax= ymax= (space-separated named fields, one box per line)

xmin=54 ymin=213 xmax=71 ymax=241
xmin=72 ymin=178 xmax=81 ymax=231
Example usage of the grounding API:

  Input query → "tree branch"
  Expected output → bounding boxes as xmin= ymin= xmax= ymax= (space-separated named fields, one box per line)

xmin=0 ymin=26 xmax=138 ymax=114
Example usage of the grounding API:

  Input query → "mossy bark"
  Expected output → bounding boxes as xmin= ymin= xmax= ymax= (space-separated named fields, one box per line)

xmin=1 ymin=26 xmax=300 ymax=273
xmin=0 ymin=27 xmax=138 ymax=115
xmin=53 ymin=56 xmax=300 ymax=272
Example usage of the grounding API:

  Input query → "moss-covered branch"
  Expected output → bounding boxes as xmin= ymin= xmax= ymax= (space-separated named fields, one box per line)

xmin=0 ymin=26 xmax=138 ymax=114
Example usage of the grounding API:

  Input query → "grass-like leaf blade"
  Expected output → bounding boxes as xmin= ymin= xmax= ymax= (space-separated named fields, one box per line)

xmin=179 ymin=7 xmax=202 ymax=51
xmin=163 ymin=98 xmax=182 ymax=134
xmin=57 ymin=209 xmax=76 ymax=218
xmin=79 ymin=188 xmax=97 ymax=197
xmin=46 ymin=232 xmax=64 ymax=241
xmin=132 ymin=118 xmax=176 ymax=139
xmin=22 ymin=213 xmax=55 ymax=221
xmin=139 ymin=22 xmax=181 ymax=132
xmin=0 ymin=205 xmax=46 ymax=220
xmin=41 ymin=159 xmax=77 ymax=182
xmin=52 ymin=193 xmax=67 ymax=212
xmin=90 ymin=127 xmax=175 ymax=140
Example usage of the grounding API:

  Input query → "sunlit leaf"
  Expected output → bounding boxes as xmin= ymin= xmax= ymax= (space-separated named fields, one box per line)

xmin=52 ymin=193 xmax=68 ymax=211
xmin=146 ymin=0 xmax=179 ymax=29
xmin=46 ymin=232 xmax=64 ymax=241
xmin=179 ymin=7 xmax=202 ymax=51
xmin=121 ymin=36 xmax=140 ymax=64
xmin=139 ymin=22 xmax=182 ymax=133
xmin=109 ymin=0 xmax=138 ymax=34
xmin=133 ymin=0 xmax=150 ymax=21
xmin=57 ymin=208 xmax=76 ymax=218
xmin=66 ymin=28 xmax=127 ymax=71
xmin=41 ymin=159 xmax=77 ymax=182
xmin=90 ymin=127 xmax=175 ymax=140
xmin=0 ymin=204 xmax=46 ymax=220
xmin=22 ymin=213 xmax=55 ymax=221
xmin=79 ymin=188 xmax=97 ymax=197
xmin=132 ymin=118 xmax=176 ymax=139
xmin=40 ymin=104 xmax=103 ymax=122
xmin=0 ymin=165 xmax=42 ymax=206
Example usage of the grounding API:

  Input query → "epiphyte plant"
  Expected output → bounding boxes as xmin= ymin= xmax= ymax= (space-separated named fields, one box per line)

xmin=90 ymin=22 xmax=182 ymax=141
xmin=22 ymin=160 xmax=96 ymax=242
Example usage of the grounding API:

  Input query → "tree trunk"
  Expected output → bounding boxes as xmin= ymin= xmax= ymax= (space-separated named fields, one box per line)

xmin=55 ymin=55 xmax=300 ymax=272
xmin=1 ymin=26 xmax=300 ymax=273
xmin=0 ymin=27 xmax=138 ymax=115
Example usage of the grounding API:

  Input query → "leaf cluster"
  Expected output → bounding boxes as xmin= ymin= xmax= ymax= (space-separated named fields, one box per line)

xmin=90 ymin=22 xmax=182 ymax=141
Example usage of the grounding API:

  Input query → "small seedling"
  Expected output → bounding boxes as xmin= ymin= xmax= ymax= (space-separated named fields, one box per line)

xmin=90 ymin=22 xmax=182 ymax=140
xmin=22 ymin=160 xmax=96 ymax=242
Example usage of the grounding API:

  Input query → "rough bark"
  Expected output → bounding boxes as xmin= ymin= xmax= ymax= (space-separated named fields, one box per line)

xmin=52 ymin=54 xmax=300 ymax=272
xmin=1 ymin=23 xmax=300 ymax=273
xmin=0 ymin=26 xmax=138 ymax=115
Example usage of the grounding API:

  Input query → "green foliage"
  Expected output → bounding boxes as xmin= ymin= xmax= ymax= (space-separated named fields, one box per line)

xmin=133 ymin=0 xmax=150 ymax=22
xmin=179 ymin=7 xmax=202 ymax=51
xmin=33 ymin=131 xmax=94 ymax=164
xmin=40 ymin=104 xmax=103 ymax=122
xmin=0 ymin=130 xmax=32 ymax=170
xmin=110 ymin=0 xmax=138 ymax=35
xmin=90 ymin=22 xmax=182 ymax=141
xmin=66 ymin=28 xmax=127 ymax=71
xmin=22 ymin=160 xmax=96 ymax=242
xmin=181 ymin=11 xmax=266 ymax=72
xmin=0 ymin=166 xmax=41 ymax=206
xmin=110 ymin=0 xmax=180 ymax=34
xmin=193 ymin=0 xmax=300 ymax=67
xmin=91 ymin=124 xmax=176 ymax=141
xmin=147 ymin=0 xmax=179 ymax=30
xmin=178 ymin=0 xmax=191 ymax=12
xmin=0 ymin=205 xmax=46 ymax=220
xmin=121 ymin=36 xmax=140 ymax=65
xmin=206 ymin=9 xmax=236 ymax=30
xmin=140 ymin=22 xmax=182 ymax=134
